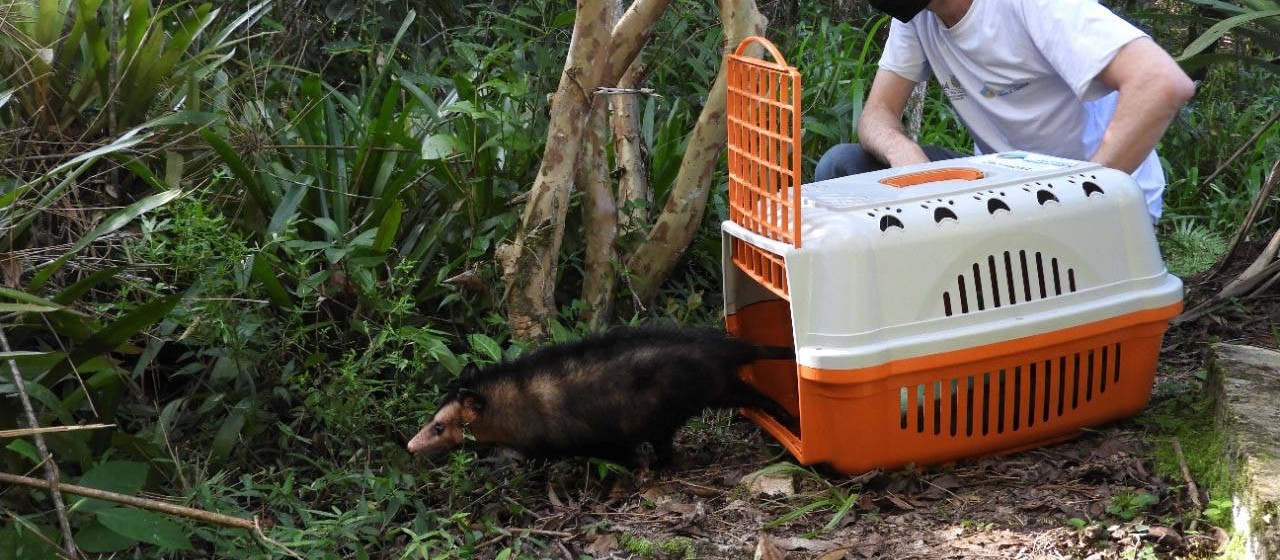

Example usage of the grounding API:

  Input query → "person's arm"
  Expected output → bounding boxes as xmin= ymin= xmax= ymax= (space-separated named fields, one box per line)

xmin=1090 ymin=37 xmax=1195 ymax=173
xmin=857 ymin=69 xmax=931 ymax=167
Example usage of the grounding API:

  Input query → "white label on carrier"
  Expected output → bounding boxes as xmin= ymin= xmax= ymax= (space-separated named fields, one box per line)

xmin=973 ymin=152 xmax=1081 ymax=173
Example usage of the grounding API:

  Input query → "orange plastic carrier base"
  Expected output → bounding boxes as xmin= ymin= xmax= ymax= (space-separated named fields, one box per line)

xmin=727 ymin=299 xmax=1180 ymax=474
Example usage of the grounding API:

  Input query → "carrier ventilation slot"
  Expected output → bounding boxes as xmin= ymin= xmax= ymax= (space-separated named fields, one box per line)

xmin=898 ymin=342 xmax=1125 ymax=436
xmin=731 ymin=238 xmax=790 ymax=299
xmin=942 ymin=250 xmax=1078 ymax=317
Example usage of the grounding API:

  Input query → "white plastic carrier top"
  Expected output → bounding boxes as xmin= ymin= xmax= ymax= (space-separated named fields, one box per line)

xmin=721 ymin=152 xmax=1184 ymax=371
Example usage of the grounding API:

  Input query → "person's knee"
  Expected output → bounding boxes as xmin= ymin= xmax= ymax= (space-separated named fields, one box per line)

xmin=815 ymin=144 xmax=885 ymax=181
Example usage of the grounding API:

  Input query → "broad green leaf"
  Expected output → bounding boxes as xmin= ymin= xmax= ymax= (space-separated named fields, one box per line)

xmin=12 ymin=378 xmax=75 ymax=426
xmin=373 ymin=199 xmax=403 ymax=253
xmin=95 ymin=507 xmax=193 ymax=550
xmin=1 ymin=521 xmax=59 ymax=559
xmin=551 ymin=10 xmax=577 ymax=28
xmin=268 ymin=180 xmax=311 ymax=235
xmin=75 ymin=519 xmax=138 ymax=553
xmin=201 ymin=128 xmax=274 ymax=214
xmin=313 ymin=217 xmax=341 ymax=239
xmin=210 ymin=411 xmax=246 ymax=464
xmin=467 ymin=334 xmax=503 ymax=363
xmin=1179 ymin=9 xmax=1280 ymax=60
xmin=73 ymin=461 xmax=148 ymax=513
xmin=249 ymin=254 xmax=293 ymax=308
xmin=422 ymin=133 xmax=461 ymax=160
xmin=6 ymin=439 xmax=39 ymax=463
xmin=44 ymin=295 xmax=182 ymax=388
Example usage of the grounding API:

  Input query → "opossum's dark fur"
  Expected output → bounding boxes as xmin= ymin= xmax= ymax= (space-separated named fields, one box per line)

xmin=406 ymin=325 xmax=794 ymax=466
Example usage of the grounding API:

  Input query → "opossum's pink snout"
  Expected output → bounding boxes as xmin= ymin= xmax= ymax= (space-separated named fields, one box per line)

xmin=406 ymin=429 xmax=429 ymax=454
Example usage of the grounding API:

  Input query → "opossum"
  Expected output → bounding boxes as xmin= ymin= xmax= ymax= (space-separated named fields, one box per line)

xmin=406 ymin=325 xmax=794 ymax=466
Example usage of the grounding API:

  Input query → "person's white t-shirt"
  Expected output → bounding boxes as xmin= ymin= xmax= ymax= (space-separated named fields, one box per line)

xmin=879 ymin=0 xmax=1166 ymax=220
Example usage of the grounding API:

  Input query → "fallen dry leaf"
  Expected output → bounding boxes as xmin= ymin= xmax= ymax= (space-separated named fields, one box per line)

xmin=742 ymin=470 xmax=794 ymax=497
xmin=754 ymin=532 xmax=785 ymax=560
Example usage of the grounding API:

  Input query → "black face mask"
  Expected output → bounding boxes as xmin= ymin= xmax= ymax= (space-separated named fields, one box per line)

xmin=869 ymin=0 xmax=930 ymax=23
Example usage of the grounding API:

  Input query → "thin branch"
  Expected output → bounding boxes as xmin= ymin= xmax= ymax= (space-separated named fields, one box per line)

xmin=1177 ymin=256 xmax=1280 ymax=323
xmin=0 ymin=424 xmax=116 ymax=439
xmin=594 ymin=87 xmax=659 ymax=96
xmin=0 ymin=471 xmax=256 ymax=531
xmin=0 ymin=328 xmax=78 ymax=559
xmin=1201 ymin=107 xmax=1280 ymax=186
xmin=1207 ymin=156 xmax=1280 ymax=279
xmin=1171 ymin=438 xmax=1203 ymax=510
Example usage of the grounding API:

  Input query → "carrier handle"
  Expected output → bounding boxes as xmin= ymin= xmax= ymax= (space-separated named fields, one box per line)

xmin=880 ymin=167 xmax=985 ymax=188
xmin=734 ymin=36 xmax=792 ymax=70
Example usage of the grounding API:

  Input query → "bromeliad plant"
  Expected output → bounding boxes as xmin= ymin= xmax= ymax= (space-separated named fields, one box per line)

xmin=0 ymin=0 xmax=267 ymax=138
xmin=201 ymin=11 xmax=547 ymax=321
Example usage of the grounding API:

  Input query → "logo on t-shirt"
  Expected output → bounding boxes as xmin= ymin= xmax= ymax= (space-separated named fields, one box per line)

xmin=942 ymin=75 xmax=966 ymax=101
xmin=980 ymin=81 xmax=1031 ymax=98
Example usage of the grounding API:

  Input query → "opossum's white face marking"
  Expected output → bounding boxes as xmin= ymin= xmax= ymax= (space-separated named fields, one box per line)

xmin=407 ymin=400 xmax=475 ymax=455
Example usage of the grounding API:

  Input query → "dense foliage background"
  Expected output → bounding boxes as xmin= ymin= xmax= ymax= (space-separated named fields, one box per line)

xmin=1 ymin=0 xmax=1277 ymax=557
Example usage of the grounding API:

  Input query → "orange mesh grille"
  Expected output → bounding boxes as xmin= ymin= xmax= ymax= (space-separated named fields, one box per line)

xmin=727 ymin=37 xmax=801 ymax=247
xmin=726 ymin=37 xmax=801 ymax=300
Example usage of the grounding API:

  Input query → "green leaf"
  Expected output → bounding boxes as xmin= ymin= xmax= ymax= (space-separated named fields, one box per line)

xmin=210 ymin=411 xmax=246 ymax=464
xmin=467 ymin=334 xmax=503 ymax=363
xmin=52 ymin=266 xmax=127 ymax=305
xmin=201 ymin=128 xmax=274 ymax=215
xmin=268 ymin=179 xmax=311 ymax=235
xmin=73 ymin=461 xmax=148 ymax=513
xmin=422 ymin=133 xmax=461 ymax=160
xmin=1 ymin=521 xmax=59 ymax=559
xmin=313 ymin=217 xmax=341 ymax=239
xmin=1179 ymin=9 xmax=1280 ymax=60
xmin=44 ymin=294 xmax=182 ymax=388
xmin=373 ymin=199 xmax=402 ymax=253
xmin=95 ymin=507 xmax=193 ymax=550
xmin=0 ymin=287 xmax=69 ymax=310
xmin=249 ymin=253 xmax=293 ymax=308
xmin=76 ymin=519 xmax=138 ymax=553
xmin=6 ymin=439 xmax=40 ymax=463
xmin=551 ymin=9 xmax=577 ymax=28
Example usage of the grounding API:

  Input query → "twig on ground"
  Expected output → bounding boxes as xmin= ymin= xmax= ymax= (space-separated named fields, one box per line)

xmin=0 ymin=328 xmax=78 ymax=559
xmin=253 ymin=517 xmax=305 ymax=560
xmin=0 ymin=471 xmax=255 ymax=530
xmin=1170 ymin=438 xmax=1203 ymax=510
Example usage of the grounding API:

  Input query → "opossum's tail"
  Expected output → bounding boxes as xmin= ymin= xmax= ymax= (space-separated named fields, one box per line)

xmin=754 ymin=344 xmax=795 ymax=361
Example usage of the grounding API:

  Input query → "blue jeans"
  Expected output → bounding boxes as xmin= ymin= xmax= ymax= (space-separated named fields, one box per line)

xmin=814 ymin=144 xmax=968 ymax=182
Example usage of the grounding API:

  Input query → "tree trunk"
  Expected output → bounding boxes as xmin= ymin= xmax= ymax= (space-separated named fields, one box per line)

xmin=580 ymin=98 xmax=617 ymax=331
xmin=577 ymin=0 xmax=622 ymax=331
xmin=495 ymin=0 xmax=612 ymax=341
xmin=624 ymin=0 xmax=767 ymax=304
xmin=612 ymin=58 xmax=651 ymax=234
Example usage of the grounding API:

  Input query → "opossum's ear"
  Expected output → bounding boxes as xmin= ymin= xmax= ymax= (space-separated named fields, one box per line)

xmin=458 ymin=389 xmax=485 ymax=422
xmin=459 ymin=364 xmax=480 ymax=381
xmin=458 ymin=389 xmax=486 ymax=411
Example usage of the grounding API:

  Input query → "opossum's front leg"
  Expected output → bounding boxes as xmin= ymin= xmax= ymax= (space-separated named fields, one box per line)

xmin=726 ymin=385 xmax=797 ymax=430
xmin=650 ymin=434 xmax=676 ymax=469
xmin=580 ymin=442 xmax=640 ymax=466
